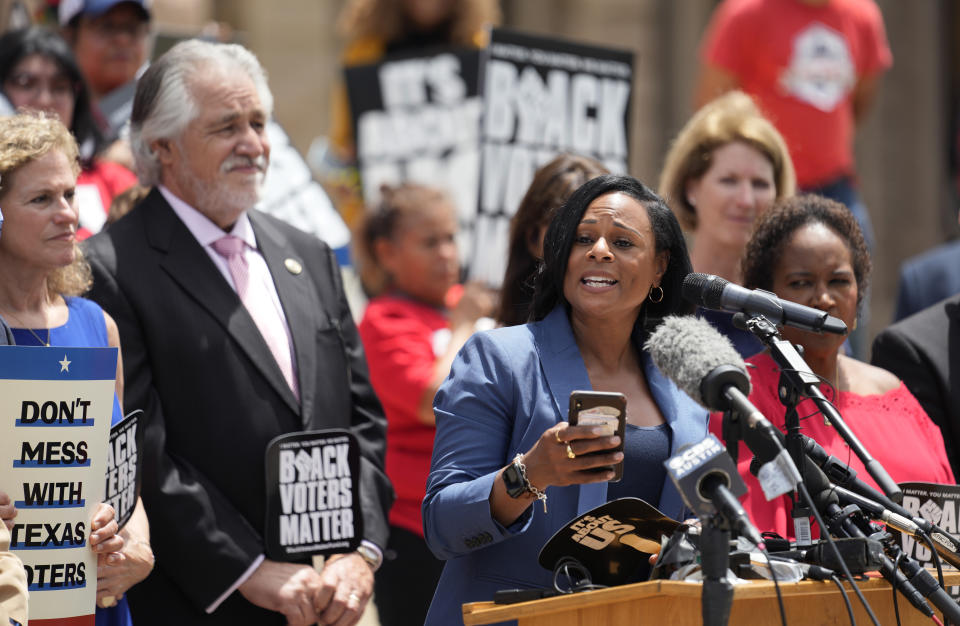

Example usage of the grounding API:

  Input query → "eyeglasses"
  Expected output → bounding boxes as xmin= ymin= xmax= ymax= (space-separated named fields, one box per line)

xmin=87 ymin=18 xmax=150 ymax=39
xmin=4 ymin=73 xmax=78 ymax=102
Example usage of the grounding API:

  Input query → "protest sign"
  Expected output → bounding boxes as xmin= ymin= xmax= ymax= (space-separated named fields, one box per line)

xmin=0 ymin=345 xmax=117 ymax=625
xmin=472 ymin=28 xmax=634 ymax=285
xmin=895 ymin=482 xmax=960 ymax=598
xmin=264 ymin=430 xmax=362 ymax=561
xmin=103 ymin=410 xmax=143 ymax=529
xmin=346 ymin=46 xmax=484 ymax=264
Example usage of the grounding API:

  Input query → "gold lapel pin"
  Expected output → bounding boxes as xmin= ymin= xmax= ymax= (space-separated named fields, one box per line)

xmin=284 ymin=258 xmax=303 ymax=275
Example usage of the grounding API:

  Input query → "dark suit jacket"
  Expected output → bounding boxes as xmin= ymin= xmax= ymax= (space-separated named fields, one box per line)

xmin=84 ymin=189 xmax=393 ymax=624
xmin=872 ymin=294 xmax=960 ymax=478
xmin=893 ymin=240 xmax=960 ymax=322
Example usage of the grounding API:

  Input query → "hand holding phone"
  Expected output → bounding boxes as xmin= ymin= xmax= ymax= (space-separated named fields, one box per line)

xmin=568 ymin=390 xmax=626 ymax=482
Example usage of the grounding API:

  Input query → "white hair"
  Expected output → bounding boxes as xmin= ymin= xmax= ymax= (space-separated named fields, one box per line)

xmin=129 ymin=39 xmax=274 ymax=187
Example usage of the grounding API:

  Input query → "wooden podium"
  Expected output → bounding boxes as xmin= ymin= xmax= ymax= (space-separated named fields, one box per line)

xmin=463 ymin=571 xmax=960 ymax=625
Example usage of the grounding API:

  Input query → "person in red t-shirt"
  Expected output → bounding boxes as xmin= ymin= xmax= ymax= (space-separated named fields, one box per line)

xmin=0 ymin=26 xmax=136 ymax=240
xmin=696 ymin=0 xmax=892 ymax=253
xmin=356 ymin=183 xmax=495 ymax=626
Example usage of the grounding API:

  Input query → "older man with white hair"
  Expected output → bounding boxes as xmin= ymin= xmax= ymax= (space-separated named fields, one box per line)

xmin=85 ymin=39 xmax=392 ymax=626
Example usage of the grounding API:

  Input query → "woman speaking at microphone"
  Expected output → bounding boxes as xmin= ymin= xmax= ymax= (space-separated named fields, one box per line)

xmin=422 ymin=175 xmax=709 ymax=625
xmin=710 ymin=195 xmax=954 ymax=539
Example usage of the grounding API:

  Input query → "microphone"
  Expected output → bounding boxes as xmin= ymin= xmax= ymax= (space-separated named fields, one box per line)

xmin=664 ymin=434 xmax=764 ymax=547
xmin=682 ymin=273 xmax=847 ymax=335
xmin=802 ymin=435 xmax=910 ymax=517
xmin=646 ymin=316 xmax=801 ymax=499
xmin=798 ymin=451 xmax=936 ymax=619
xmin=802 ymin=436 xmax=960 ymax=569
xmin=833 ymin=485 xmax=921 ymax=536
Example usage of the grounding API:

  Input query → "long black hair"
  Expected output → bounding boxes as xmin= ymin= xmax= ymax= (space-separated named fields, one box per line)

xmin=531 ymin=174 xmax=694 ymax=337
xmin=0 ymin=26 xmax=105 ymax=167
xmin=496 ymin=153 xmax=609 ymax=326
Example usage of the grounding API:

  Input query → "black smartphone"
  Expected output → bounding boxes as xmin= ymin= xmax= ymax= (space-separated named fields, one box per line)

xmin=567 ymin=390 xmax=626 ymax=482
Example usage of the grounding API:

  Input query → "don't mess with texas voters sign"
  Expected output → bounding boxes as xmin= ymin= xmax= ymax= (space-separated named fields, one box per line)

xmin=0 ymin=345 xmax=117 ymax=625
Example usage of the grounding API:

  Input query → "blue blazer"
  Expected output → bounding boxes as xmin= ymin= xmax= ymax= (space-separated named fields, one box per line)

xmin=422 ymin=307 xmax=708 ymax=625
xmin=0 ymin=315 xmax=11 ymax=345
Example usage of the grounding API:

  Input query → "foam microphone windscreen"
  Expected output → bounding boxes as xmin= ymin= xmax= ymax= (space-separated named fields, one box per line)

xmin=644 ymin=315 xmax=750 ymax=411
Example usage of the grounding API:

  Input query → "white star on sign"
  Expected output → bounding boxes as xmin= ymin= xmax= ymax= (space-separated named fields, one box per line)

xmin=59 ymin=355 xmax=71 ymax=372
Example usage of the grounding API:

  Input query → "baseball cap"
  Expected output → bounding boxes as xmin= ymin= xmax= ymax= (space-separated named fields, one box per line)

xmin=59 ymin=0 xmax=151 ymax=27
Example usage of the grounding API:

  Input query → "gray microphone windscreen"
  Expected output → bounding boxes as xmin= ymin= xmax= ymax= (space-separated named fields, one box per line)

xmin=644 ymin=315 xmax=750 ymax=410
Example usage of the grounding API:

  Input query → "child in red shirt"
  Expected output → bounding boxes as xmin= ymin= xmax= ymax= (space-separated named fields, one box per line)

xmin=356 ymin=183 xmax=494 ymax=625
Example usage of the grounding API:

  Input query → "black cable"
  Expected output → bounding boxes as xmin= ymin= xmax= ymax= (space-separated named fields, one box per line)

xmin=796 ymin=481 xmax=882 ymax=626
xmin=830 ymin=573 xmax=857 ymax=626
xmin=892 ymin=551 xmax=904 ymax=626
xmin=922 ymin=531 xmax=947 ymax=588
xmin=761 ymin=547 xmax=788 ymax=626
xmin=922 ymin=532 xmax=949 ymax=626
xmin=551 ymin=556 xmax=606 ymax=594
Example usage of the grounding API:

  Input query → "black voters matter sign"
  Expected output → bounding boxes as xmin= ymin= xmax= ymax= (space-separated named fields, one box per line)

xmin=103 ymin=410 xmax=143 ymax=529
xmin=344 ymin=30 xmax=634 ymax=284
xmin=894 ymin=482 xmax=960 ymax=573
xmin=472 ymin=28 xmax=634 ymax=285
xmin=345 ymin=46 xmax=483 ymax=266
xmin=264 ymin=430 xmax=362 ymax=561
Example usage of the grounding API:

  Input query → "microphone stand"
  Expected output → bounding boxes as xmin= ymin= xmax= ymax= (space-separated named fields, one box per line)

xmin=823 ymin=502 xmax=960 ymax=623
xmin=739 ymin=315 xmax=903 ymax=503
xmin=701 ymin=515 xmax=733 ymax=626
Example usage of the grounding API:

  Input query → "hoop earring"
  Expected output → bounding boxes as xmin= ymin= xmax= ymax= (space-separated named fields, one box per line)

xmin=648 ymin=285 xmax=664 ymax=303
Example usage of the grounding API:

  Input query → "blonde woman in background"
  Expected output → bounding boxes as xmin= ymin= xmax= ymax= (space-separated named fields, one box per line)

xmin=659 ymin=90 xmax=795 ymax=356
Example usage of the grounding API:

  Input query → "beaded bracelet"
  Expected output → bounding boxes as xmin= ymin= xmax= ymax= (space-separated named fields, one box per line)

xmin=513 ymin=453 xmax=547 ymax=513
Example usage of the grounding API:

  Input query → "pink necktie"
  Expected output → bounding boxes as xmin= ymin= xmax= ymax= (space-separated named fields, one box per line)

xmin=212 ymin=235 xmax=299 ymax=399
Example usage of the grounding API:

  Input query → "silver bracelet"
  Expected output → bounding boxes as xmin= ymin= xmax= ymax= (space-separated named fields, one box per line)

xmin=513 ymin=453 xmax=547 ymax=513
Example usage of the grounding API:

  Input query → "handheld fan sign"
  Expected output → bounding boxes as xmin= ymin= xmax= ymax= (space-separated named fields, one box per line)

xmin=538 ymin=498 xmax=684 ymax=587
xmin=264 ymin=429 xmax=363 ymax=561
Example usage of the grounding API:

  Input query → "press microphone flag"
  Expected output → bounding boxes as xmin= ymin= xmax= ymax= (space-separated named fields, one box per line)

xmin=664 ymin=434 xmax=764 ymax=546
xmin=682 ymin=272 xmax=847 ymax=335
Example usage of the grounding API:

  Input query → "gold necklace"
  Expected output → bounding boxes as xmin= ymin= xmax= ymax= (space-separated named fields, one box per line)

xmin=2 ymin=311 xmax=51 ymax=346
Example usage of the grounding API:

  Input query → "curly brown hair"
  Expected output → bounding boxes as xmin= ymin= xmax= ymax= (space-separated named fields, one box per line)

xmin=742 ymin=194 xmax=871 ymax=310
xmin=0 ymin=113 xmax=91 ymax=298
